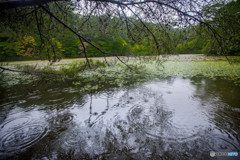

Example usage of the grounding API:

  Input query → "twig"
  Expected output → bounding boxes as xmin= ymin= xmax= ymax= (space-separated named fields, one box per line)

xmin=40 ymin=4 xmax=132 ymax=69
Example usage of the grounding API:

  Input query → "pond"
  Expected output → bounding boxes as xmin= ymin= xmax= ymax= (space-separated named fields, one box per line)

xmin=0 ymin=77 xmax=239 ymax=159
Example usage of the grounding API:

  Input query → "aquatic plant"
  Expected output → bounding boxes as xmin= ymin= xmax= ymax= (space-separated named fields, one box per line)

xmin=1 ymin=58 xmax=240 ymax=91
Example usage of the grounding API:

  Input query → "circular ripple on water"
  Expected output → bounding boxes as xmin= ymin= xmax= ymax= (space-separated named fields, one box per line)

xmin=127 ymin=105 xmax=148 ymax=126
xmin=0 ymin=124 xmax=48 ymax=152
xmin=127 ymin=104 xmax=179 ymax=141
xmin=0 ymin=117 xmax=31 ymax=130
xmin=207 ymin=136 xmax=240 ymax=151
xmin=53 ymin=113 xmax=74 ymax=126
xmin=63 ymin=130 xmax=80 ymax=148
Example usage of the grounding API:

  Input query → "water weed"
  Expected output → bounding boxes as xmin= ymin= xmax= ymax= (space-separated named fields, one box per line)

xmin=1 ymin=59 xmax=240 ymax=91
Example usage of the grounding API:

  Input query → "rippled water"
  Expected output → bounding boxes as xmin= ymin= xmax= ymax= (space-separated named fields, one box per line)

xmin=0 ymin=77 xmax=239 ymax=159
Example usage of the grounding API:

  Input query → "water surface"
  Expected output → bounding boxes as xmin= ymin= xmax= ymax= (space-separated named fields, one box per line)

xmin=0 ymin=77 xmax=239 ymax=159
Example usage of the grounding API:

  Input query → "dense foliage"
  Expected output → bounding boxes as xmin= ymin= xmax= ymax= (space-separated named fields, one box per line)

xmin=175 ymin=0 xmax=240 ymax=55
xmin=0 ymin=0 xmax=239 ymax=61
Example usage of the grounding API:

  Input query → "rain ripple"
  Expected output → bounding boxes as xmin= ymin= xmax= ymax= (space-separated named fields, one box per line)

xmin=0 ymin=108 xmax=48 ymax=154
xmin=0 ymin=124 xmax=48 ymax=152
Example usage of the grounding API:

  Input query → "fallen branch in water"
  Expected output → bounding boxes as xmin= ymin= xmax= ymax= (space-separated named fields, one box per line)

xmin=0 ymin=66 xmax=30 ymax=74
xmin=0 ymin=66 xmax=64 ymax=79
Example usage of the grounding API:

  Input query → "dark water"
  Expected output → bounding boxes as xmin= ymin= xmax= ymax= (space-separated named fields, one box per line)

xmin=0 ymin=77 xmax=239 ymax=160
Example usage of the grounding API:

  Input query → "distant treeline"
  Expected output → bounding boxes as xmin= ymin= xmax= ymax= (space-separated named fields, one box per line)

xmin=0 ymin=0 xmax=239 ymax=61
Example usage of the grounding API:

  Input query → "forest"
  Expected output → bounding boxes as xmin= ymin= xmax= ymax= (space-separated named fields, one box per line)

xmin=0 ymin=0 xmax=240 ymax=160
xmin=0 ymin=0 xmax=239 ymax=61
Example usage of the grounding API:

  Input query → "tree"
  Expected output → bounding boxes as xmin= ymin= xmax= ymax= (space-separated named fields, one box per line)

xmin=15 ymin=35 xmax=36 ymax=57
xmin=201 ymin=0 xmax=240 ymax=55
xmin=0 ymin=0 xmax=235 ymax=65
xmin=0 ymin=32 xmax=16 ymax=60
xmin=39 ymin=38 xmax=64 ymax=62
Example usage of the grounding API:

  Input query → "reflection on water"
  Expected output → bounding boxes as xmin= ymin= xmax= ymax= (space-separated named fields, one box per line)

xmin=0 ymin=77 xmax=239 ymax=159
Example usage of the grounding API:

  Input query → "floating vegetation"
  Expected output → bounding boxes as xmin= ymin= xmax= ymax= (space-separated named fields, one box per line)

xmin=1 ymin=58 xmax=240 ymax=91
xmin=161 ymin=61 xmax=240 ymax=85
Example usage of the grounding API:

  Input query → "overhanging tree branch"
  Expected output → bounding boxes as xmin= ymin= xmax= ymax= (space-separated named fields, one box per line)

xmin=40 ymin=4 xmax=132 ymax=69
xmin=0 ymin=0 xmax=66 ymax=10
xmin=0 ymin=0 xmax=231 ymax=64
